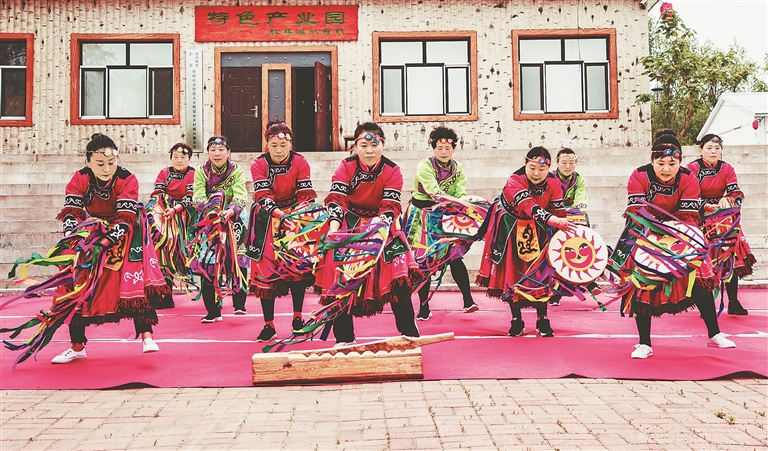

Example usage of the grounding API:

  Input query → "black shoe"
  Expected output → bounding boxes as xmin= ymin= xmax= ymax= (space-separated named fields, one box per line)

xmin=416 ymin=309 xmax=432 ymax=321
xmin=727 ymin=300 xmax=748 ymax=316
xmin=463 ymin=303 xmax=479 ymax=313
xmin=257 ymin=324 xmax=277 ymax=342
xmin=508 ymin=319 xmax=525 ymax=336
xmin=536 ymin=318 xmax=554 ymax=337
xmin=158 ymin=293 xmax=175 ymax=309
xmin=200 ymin=315 xmax=222 ymax=323
xmin=292 ymin=317 xmax=305 ymax=333
xmin=548 ymin=296 xmax=561 ymax=306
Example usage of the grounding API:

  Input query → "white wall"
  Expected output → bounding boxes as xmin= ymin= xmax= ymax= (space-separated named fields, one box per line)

xmin=0 ymin=0 xmax=652 ymax=154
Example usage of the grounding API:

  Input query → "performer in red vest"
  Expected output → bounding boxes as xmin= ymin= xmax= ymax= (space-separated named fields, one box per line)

xmin=476 ymin=147 xmax=574 ymax=337
xmin=50 ymin=133 xmax=168 ymax=363
xmin=618 ymin=130 xmax=736 ymax=359
xmin=148 ymin=142 xmax=196 ymax=308
xmin=248 ymin=121 xmax=317 ymax=342
xmin=687 ymin=134 xmax=754 ymax=315
xmin=316 ymin=122 xmax=420 ymax=347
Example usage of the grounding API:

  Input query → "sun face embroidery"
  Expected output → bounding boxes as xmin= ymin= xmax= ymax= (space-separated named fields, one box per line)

xmin=548 ymin=226 xmax=608 ymax=283
xmin=440 ymin=195 xmax=486 ymax=237
xmin=441 ymin=212 xmax=479 ymax=236
xmin=633 ymin=221 xmax=706 ymax=274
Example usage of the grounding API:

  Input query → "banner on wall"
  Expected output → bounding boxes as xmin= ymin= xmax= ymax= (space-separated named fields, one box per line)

xmin=195 ymin=6 xmax=358 ymax=42
xmin=185 ymin=49 xmax=204 ymax=152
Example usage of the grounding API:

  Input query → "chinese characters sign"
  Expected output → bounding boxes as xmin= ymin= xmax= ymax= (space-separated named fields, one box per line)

xmin=195 ymin=6 xmax=358 ymax=42
xmin=185 ymin=49 xmax=203 ymax=152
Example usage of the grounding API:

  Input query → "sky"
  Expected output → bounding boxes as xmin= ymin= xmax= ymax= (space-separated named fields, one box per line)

xmin=649 ymin=0 xmax=768 ymax=66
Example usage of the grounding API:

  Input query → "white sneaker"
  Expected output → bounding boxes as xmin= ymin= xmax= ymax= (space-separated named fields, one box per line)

xmin=51 ymin=347 xmax=87 ymax=364
xmin=631 ymin=344 xmax=653 ymax=359
xmin=333 ymin=340 xmax=357 ymax=349
xmin=707 ymin=333 xmax=736 ymax=349
xmin=142 ymin=338 xmax=160 ymax=353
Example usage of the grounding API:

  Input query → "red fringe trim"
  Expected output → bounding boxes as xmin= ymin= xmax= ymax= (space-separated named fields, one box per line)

xmin=735 ymin=254 xmax=756 ymax=277
xmin=694 ymin=276 xmax=717 ymax=291
xmin=56 ymin=207 xmax=86 ymax=222
xmin=249 ymin=281 xmax=290 ymax=300
xmin=552 ymin=209 xmax=567 ymax=218
xmin=71 ymin=299 xmax=159 ymax=327
xmin=146 ymin=283 xmax=171 ymax=298
xmin=631 ymin=297 xmax=697 ymax=318
xmin=475 ymin=275 xmax=489 ymax=288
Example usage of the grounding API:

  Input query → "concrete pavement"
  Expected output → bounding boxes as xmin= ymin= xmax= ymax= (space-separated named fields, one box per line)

xmin=2 ymin=379 xmax=766 ymax=450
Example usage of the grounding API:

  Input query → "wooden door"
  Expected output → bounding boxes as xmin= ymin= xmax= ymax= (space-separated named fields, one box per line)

xmin=221 ymin=67 xmax=261 ymax=152
xmin=314 ymin=62 xmax=332 ymax=151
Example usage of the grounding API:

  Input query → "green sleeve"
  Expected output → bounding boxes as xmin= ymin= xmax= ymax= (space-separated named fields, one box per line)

xmin=192 ymin=165 xmax=207 ymax=205
xmin=451 ymin=161 xmax=468 ymax=198
xmin=228 ymin=164 xmax=248 ymax=209
xmin=412 ymin=159 xmax=439 ymax=201
xmin=572 ymin=173 xmax=588 ymax=209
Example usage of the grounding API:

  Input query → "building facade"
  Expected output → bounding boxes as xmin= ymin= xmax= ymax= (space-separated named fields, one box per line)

xmin=1 ymin=0 xmax=652 ymax=154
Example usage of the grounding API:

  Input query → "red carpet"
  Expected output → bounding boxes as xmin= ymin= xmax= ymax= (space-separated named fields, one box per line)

xmin=1 ymin=289 xmax=766 ymax=389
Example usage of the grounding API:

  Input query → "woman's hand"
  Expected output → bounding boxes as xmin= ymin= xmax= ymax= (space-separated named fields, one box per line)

xmin=547 ymin=216 xmax=576 ymax=233
xmin=327 ymin=220 xmax=341 ymax=235
xmin=717 ymin=197 xmax=735 ymax=209
xmin=281 ymin=216 xmax=297 ymax=231
xmin=220 ymin=208 xmax=235 ymax=220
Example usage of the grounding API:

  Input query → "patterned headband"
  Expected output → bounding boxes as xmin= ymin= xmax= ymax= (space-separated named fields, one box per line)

xmin=207 ymin=137 xmax=229 ymax=149
xmin=268 ymin=131 xmax=292 ymax=141
xmin=527 ymin=156 xmax=551 ymax=166
xmin=652 ymin=146 xmax=682 ymax=160
xmin=101 ymin=148 xmax=118 ymax=157
xmin=708 ymin=136 xmax=723 ymax=145
xmin=171 ymin=145 xmax=192 ymax=156
xmin=355 ymin=133 xmax=384 ymax=145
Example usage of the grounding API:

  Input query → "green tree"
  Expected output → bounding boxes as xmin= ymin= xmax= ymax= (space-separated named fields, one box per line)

xmin=636 ymin=8 xmax=766 ymax=145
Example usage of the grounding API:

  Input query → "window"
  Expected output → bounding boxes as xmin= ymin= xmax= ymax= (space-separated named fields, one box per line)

xmin=512 ymin=29 xmax=618 ymax=121
xmin=70 ymin=34 xmax=180 ymax=125
xmin=0 ymin=34 xmax=33 ymax=126
xmin=373 ymin=32 xmax=477 ymax=122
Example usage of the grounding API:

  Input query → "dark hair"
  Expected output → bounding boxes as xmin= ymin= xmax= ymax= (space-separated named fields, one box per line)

xmin=85 ymin=133 xmax=118 ymax=162
xmin=353 ymin=122 xmax=385 ymax=140
xmin=265 ymin=121 xmax=294 ymax=141
xmin=697 ymin=133 xmax=723 ymax=148
xmin=651 ymin=129 xmax=682 ymax=161
xmin=654 ymin=128 xmax=677 ymax=142
xmin=169 ymin=142 xmax=193 ymax=158
xmin=206 ymin=135 xmax=231 ymax=150
xmin=556 ymin=147 xmax=576 ymax=160
xmin=428 ymin=126 xmax=458 ymax=149
xmin=525 ymin=146 xmax=552 ymax=164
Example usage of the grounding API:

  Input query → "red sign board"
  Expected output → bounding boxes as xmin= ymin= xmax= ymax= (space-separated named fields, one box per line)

xmin=195 ymin=6 xmax=358 ymax=42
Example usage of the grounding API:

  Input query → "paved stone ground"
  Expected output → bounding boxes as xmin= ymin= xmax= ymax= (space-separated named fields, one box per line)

xmin=2 ymin=379 xmax=766 ymax=451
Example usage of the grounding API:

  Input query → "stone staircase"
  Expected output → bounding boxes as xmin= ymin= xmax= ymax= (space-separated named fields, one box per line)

xmin=1 ymin=146 xmax=766 ymax=288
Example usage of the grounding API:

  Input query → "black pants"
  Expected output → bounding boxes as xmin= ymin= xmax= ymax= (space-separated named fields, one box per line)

xmin=418 ymin=259 xmax=474 ymax=311
xmin=509 ymin=302 xmax=547 ymax=319
xmin=635 ymin=285 xmax=720 ymax=346
xmin=260 ymin=283 xmax=306 ymax=322
xmin=333 ymin=295 xmax=420 ymax=343
xmin=200 ymin=267 xmax=247 ymax=317
xmin=68 ymin=311 xmax=156 ymax=345
xmin=725 ymin=276 xmax=739 ymax=303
